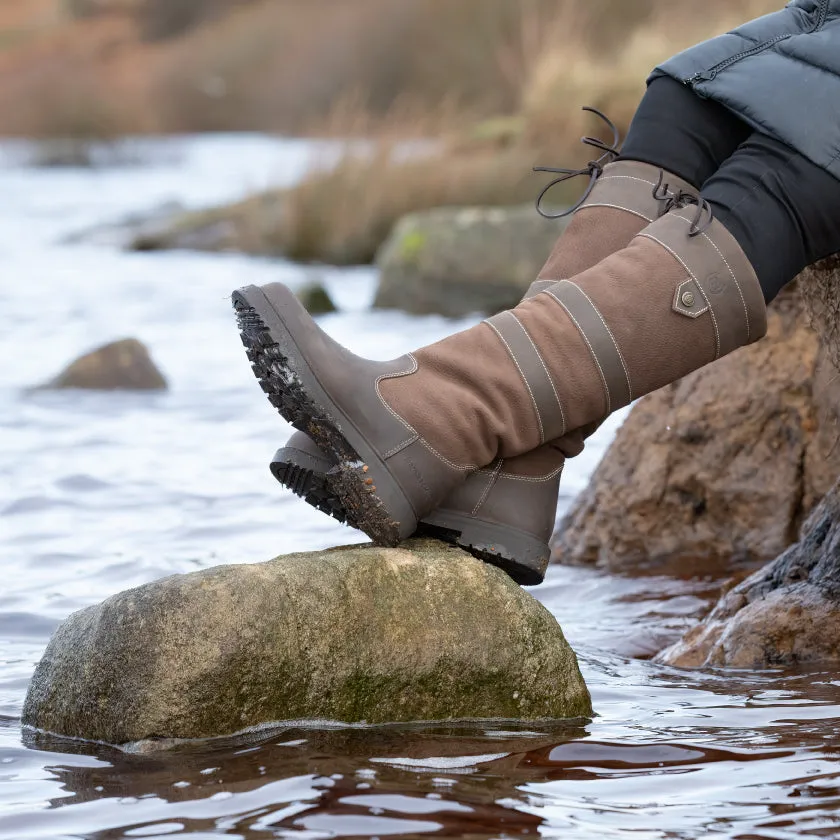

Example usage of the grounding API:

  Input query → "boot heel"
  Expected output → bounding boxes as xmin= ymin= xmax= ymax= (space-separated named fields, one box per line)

xmin=419 ymin=510 xmax=549 ymax=586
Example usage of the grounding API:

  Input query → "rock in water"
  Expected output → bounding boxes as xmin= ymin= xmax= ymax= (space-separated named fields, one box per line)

xmin=296 ymin=282 xmax=337 ymax=315
xmin=553 ymin=287 xmax=840 ymax=575
xmin=658 ymin=480 xmax=840 ymax=668
xmin=40 ymin=338 xmax=167 ymax=391
xmin=374 ymin=206 xmax=568 ymax=317
xmin=23 ymin=539 xmax=591 ymax=743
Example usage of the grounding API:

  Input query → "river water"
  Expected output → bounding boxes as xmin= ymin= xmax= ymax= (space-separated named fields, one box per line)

xmin=1 ymin=135 xmax=840 ymax=840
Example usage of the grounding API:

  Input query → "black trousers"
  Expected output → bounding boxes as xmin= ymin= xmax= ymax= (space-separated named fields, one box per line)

xmin=620 ymin=76 xmax=840 ymax=303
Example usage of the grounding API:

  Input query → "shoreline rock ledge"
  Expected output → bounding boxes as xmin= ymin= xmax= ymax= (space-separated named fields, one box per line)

xmin=23 ymin=539 xmax=591 ymax=744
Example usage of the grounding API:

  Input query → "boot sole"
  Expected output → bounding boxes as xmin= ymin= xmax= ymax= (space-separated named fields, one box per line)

xmin=270 ymin=446 xmax=548 ymax=586
xmin=233 ymin=284 xmax=416 ymax=546
xmin=269 ymin=452 xmax=347 ymax=524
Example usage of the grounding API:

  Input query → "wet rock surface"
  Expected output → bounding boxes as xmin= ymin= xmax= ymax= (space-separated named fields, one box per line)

xmin=38 ymin=338 xmax=168 ymax=391
xmin=374 ymin=205 xmax=567 ymax=317
xmin=658 ymin=479 xmax=840 ymax=668
xmin=552 ymin=288 xmax=840 ymax=576
xmin=23 ymin=539 xmax=591 ymax=744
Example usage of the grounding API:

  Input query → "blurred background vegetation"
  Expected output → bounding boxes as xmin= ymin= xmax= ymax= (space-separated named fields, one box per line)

xmin=0 ymin=0 xmax=781 ymax=140
xmin=0 ymin=0 xmax=782 ymax=262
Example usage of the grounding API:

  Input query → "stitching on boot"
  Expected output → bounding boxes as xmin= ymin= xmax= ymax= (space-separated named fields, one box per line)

xmin=374 ymin=355 xmax=423 ymax=447
xmin=418 ymin=438 xmax=477 ymax=473
xmin=545 ymin=288 xmax=612 ymax=414
xmin=598 ymin=175 xmax=657 ymax=188
xmin=671 ymin=214 xmax=751 ymax=341
xmin=509 ymin=312 xmax=567 ymax=437
xmin=638 ymin=232 xmax=722 ymax=360
xmin=471 ymin=460 xmax=503 ymax=515
xmin=497 ymin=465 xmax=565 ymax=481
xmin=383 ymin=434 xmax=420 ymax=460
xmin=484 ymin=317 xmax=546 ymax=445
xmin=561 ymin=280 xmax=634 ymax=402
xmin=580 ymin=202 xmax=654 ymax=223
xmin=376 ymin=354 xmax=477 ymax=472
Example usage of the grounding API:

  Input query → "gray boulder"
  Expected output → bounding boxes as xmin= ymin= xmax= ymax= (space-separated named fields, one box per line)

xmin=374 ymin=205 xmax=568 ymax=317
xmin=23 ymin=539 xmax=590 ymax=744
xmin=658 ymin=479 xmax=840 ymax=668
xmin=38 ymin=338 xmax=167 ymax=391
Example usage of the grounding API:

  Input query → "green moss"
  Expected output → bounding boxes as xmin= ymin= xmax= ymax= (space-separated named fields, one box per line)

xmin=399 ymin=229 xmax=427 ymax=264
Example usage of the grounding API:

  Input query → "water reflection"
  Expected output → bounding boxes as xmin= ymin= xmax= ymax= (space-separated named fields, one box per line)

xmin=12 ymin=688 xmax=840 ymax=840
xmin=24 ymin=724 xmax=589 ymax=838
xmin=5 ymin=134 xmax=840 ymax=838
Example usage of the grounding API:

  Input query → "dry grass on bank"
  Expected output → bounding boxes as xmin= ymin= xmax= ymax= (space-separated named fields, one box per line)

xmin=254 ymin=0 xmax=782 ymax=265
xmin=275 ymin=145 xmax=553 ymax=265
xmin=0 ymin=0 xmax=782 ymax=139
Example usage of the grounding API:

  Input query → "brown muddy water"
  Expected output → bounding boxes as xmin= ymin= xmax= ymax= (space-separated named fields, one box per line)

xmin=2 ymin=136 xmax=840 ymax=840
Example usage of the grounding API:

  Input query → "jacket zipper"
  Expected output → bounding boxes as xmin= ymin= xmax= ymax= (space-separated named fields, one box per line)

xmin=688 ymin=33 xmax=794 ymax=83
xmin=813 ymin=0 xmax=830 ymax=30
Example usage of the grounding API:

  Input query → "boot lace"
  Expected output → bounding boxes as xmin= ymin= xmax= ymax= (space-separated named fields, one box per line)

xmin=533 ymin=107 xmax=621 ymax=220
xmin=651 ymin=169 xmax=714 ymax=237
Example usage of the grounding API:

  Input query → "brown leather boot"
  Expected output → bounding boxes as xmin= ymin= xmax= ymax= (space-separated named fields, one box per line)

xmin=233 ymin=202 xmax=766 ymax=557
xmin=267 ymin=160 xmax=695 ymax=584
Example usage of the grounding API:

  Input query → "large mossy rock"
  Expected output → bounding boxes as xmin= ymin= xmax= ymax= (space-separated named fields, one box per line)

xmin=552 ymin=287 xmax=840 ymax=576
xmin=38 ymin=338 xmax=167 ymax=391
xmin=658 ymin=480 xmax=840 ymax=668
xmin=374 ymin=206 xmax=567 ymax=317
xmin=23 ymin=539 xmax=591 ymax=744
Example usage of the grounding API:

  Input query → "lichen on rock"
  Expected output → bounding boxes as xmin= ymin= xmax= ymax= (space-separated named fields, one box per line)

xmin=374 ymin=205 xmax=568 ymax=317
xmin=23 ymin=539 xmax=591 ymax=744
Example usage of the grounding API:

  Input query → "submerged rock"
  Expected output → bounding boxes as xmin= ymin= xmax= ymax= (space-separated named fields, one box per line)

xmin=39 ymin=338 xmax=167 ymax=391
xmin=552 ymin=288 xmax=840 ymax=576
xmin=23 ymin=539 xmax=591 ymax=744
xmin=658 ymin=480 xmax=840 ymax=668
xmin=296 ymin=282 xmax=337 ymax=315
xmin=374 ymin=206 xmax=567 ymax=317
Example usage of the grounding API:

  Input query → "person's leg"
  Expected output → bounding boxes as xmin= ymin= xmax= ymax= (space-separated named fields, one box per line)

xmin=620 ymin=75 xmax=752 ymax=190
xmin=536 ymin=75 xmax=749 ymax=285
xmin=701 ymin=132 xmax=840 ymax=303
xmin=234 ymin=193 xmax=767 ymax=547
xmin=269 ymin=81 xmax=733 ymax=585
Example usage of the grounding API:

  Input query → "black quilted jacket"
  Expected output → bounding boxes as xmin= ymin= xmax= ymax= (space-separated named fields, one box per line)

xmin=652 ymin=0 xmax=840 ymax=179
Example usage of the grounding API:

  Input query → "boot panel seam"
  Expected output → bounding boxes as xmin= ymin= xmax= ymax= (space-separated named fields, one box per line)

xmin=417 ymin=437 xmax=477 ymax=473
xmin=597 ymin=174 xmax=658 ymax=187
xmin=374 ymin=353 xmax=424 ymax=451
xmin=509 ymin=312 xmax=567 ymax=437
xmin=471 ymin=459 xmax=503 ymax=515
xmin=496 ymin=466 xmax=564 ymax=482
xmin=545 ymin=282 xmax=634 ymax=412
xmin=383 ymin=434 xmax=419 ymax=460
xmin=484 ymin=317 xmax=547 ymax=445
xmin=638 ymin=231 xmax=722 ymax=360
xmin=375 ymin=354 xmax=475 ymax=471
xmin=545 ymin=290 xmax=612 ymax=414
xmin=578 ymin=202 xmax=654 ymax=224
xmin=559 ymin=280 xmax=634 ymax=403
